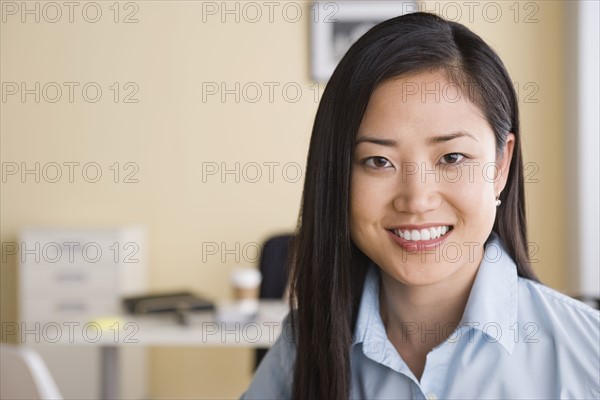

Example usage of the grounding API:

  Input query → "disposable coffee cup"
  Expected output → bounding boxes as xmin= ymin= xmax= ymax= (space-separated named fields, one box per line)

xmin=231 ymin=268 xmax=262 ymax=300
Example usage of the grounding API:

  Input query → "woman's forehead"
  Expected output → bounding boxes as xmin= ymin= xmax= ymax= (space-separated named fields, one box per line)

xmin=365 ymin=74 xmax=484 ymax=120
xmin=371 ymin=70 xmax=471 ymax=103
xmin=357 ymin=72 xmax=493 ymax=145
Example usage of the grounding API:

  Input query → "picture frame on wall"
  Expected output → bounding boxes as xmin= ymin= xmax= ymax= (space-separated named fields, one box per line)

xmin=310 ymin=1 xmax=419 ymax=82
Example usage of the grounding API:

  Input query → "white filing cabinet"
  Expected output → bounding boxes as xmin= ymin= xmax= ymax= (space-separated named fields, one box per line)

xmin=18 ymin=227 xmax=148 ymax=399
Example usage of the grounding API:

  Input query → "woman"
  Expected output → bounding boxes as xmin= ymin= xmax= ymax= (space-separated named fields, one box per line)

xmin=242 ymin=12 xmax=599 ymax=399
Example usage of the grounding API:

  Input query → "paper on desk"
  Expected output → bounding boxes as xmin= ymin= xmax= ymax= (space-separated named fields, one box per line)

xmin=214 ymin=300 xmax=258 ymax=326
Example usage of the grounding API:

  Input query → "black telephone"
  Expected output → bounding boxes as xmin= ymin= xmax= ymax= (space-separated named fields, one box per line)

xmin=122 ymin=291 xmax=215 ymax=314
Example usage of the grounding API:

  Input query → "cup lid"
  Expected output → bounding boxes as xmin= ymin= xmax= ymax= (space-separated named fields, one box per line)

xmin=231 ymin=268 xmax=262 ymax=288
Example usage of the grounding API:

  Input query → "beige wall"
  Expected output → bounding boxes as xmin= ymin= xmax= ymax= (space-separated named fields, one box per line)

xmin=1 ymin=1 xmax=566 ymax=398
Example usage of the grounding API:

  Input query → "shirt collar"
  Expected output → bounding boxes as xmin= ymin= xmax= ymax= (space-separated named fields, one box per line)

xmin=353 ymin=261 xmax=382 ymax=347
xmin=353 ymin=261 xmax=402 ymax=371
xmin=460 ymin=232 xmax=518 ymax=354
xmin=352 ymin=232 xmax=518 ymax=355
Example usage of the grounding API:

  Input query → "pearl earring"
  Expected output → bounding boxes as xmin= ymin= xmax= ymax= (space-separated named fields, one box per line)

xmin=495 ymin=196 xmax=502 ymax=207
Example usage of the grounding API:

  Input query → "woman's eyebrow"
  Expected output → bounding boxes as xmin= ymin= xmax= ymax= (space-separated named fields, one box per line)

xmin=355 ymin=136 xmax=398 ymax=146
xmin=356 ymin=131 xmax=478 ymax=147
xmin=427 ymin=131 xmax=479 ymax=144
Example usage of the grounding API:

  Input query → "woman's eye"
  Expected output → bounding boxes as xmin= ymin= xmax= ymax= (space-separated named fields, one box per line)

xmin=439 ymin=153 xmax=465 ymax=165
xmin=364 ymin=156 xmax=393 ymax=169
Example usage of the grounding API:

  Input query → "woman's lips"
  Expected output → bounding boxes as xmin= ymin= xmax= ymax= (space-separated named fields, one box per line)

xmin=386 ymin=226 xmax=454 ymax=252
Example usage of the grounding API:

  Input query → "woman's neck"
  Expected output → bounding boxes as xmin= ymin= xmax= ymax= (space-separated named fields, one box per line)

xmin=378 ymin=257 xmax=482 ymax=350
xmin=377 ymin=258 xmax=482 ymax=381
xmin=379 ymin=271 xmax=476 ymax=336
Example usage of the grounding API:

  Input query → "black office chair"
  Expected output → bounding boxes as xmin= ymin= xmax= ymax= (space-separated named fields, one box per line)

xmin=254 ymin=234 xmax=294 ymax=369
xmin=572 ymin=295 xmax=600 ymax=310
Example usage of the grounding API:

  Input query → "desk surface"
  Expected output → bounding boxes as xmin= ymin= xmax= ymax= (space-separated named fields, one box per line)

xmin=23 ymin=300 xmax=289 ymax=348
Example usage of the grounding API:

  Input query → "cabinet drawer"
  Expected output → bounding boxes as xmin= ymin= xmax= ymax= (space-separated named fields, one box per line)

xmin=19 ymin=241 xmax=120 ymax=269
xmin=19 ymin=233 xmax=137 ymax=269
xmin=21 ymin=296 xmax=121 ymax=323
xmin=21 ymin=266 xmax=118 ymax=296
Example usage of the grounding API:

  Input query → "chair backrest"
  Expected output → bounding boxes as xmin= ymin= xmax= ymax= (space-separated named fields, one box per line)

xmin=258 ymin=234 xmax=294 ymax=299
xmin=572 ymin=295 xmax=600 ymax=310
xmin=0 ymin=344 xmax=63 ymax=400
xmin=255 ymin=234 xmax=294 ymax=370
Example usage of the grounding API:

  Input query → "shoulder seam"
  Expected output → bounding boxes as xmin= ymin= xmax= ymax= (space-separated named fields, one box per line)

xmin=518 ymin=278 xmax=600 ymax=317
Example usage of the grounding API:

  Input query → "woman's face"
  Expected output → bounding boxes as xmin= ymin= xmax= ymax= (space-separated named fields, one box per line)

xmin=350 ymin=70 xmax=514 ymax=287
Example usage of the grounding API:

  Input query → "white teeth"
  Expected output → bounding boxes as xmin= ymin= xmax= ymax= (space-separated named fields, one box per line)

xmin=428 ymin=227 xmax=437 ymax=239
xmin=392 ymin=226 xmax=452 ymax=241
xmin=411 ymin=230 xmax=420 ymax=240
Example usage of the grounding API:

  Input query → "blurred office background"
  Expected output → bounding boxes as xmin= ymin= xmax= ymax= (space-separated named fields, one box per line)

xmin=1 ymin=1 xmax=598 ymax=398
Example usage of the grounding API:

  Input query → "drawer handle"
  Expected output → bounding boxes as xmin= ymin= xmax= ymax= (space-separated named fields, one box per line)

xmin=56 ymin=302 xmax=87 ymax=312
xmin=56 ymin=273 xmax=86 ymax=282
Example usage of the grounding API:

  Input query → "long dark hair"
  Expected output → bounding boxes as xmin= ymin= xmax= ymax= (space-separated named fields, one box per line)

xmin=289 ymin=12 xmax=539 ymax=400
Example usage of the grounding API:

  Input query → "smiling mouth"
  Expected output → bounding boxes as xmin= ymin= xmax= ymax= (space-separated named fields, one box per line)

xmin=387 ymin=225 xmax=454 ymax=241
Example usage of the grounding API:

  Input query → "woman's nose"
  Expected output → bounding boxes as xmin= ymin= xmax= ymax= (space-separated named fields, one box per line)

xmin=392 ymin=162 xmax=441 ymax=214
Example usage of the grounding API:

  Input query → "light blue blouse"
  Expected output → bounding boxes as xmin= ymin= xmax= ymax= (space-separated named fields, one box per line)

xmin=242 ymin=233 xmax=600 ymax=399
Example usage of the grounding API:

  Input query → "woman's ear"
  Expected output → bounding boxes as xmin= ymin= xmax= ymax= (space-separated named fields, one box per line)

xmin=495 ymin=133 xmax=515 ymax=195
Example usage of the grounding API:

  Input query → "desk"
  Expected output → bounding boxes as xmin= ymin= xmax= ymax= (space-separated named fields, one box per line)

xmin=25 ymin=300 xmax=289 ymax=399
